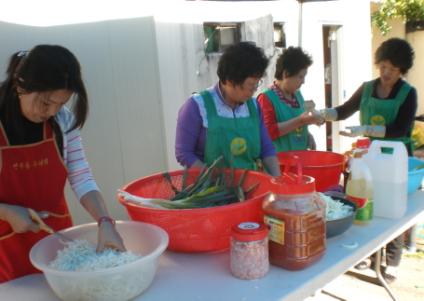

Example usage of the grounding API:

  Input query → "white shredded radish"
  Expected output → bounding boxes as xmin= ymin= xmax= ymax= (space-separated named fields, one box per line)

xmin=49 ymin=240 xmax=141 ymax=271
xmin=319 ymin=193 xmax=354 ymax=221
xmin=47 ymin=240 xmax=150 ymax=301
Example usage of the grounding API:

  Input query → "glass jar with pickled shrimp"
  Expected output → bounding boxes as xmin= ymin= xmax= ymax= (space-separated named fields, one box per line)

xmin=230 ymin=222 xmax=269 ymax=280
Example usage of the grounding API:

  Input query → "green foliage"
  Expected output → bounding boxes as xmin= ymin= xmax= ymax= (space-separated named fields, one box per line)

xmin=372 ymin=0 xmax=424 ymax=35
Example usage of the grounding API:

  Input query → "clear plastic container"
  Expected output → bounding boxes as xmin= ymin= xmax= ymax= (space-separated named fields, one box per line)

xmin=30 ymin=221 xmax=169 ymax=301
xmin=263 ymin=193 xmax=326 ymax=270
xmin=230 ymin=222 xmax=269 ymax=280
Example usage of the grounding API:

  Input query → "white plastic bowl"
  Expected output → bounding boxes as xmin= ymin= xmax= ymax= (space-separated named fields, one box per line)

xmin=30 ymin=221 xmax=168 ymax=301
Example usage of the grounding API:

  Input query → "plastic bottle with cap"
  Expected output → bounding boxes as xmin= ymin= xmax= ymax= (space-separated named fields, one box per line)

xmin=342 ymin=137 xmax=371 ymax=192
xmin=346 ymin=151 xmax=373 ymax=225
xmin=355 ymin=137 xmax=371 ymax=154
xmin=230 ymin=222 xmax=269 ymax=280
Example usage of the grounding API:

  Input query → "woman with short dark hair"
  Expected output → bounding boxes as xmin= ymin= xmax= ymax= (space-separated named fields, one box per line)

xmin=320 ymin=38 xmax=417 ymax=282
xmin=320 ymin=38 xmax=417 ymax=155
xmin=257 ymin=46 xmax=322 ymax=152
xmin=175 ymin=42 xmax=280 ymax=176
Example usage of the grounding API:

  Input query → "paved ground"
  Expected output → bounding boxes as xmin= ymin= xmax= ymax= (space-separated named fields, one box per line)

xmin=304 ymin=250 xmax=424 ymax=301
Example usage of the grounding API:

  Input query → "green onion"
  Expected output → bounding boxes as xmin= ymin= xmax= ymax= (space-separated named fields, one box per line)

xmin=120 ymin=156 xmax=262 ymax=209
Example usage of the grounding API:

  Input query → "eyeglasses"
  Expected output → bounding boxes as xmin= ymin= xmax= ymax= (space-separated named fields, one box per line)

xmin=242 ymin=79 xmax=263 ymax=91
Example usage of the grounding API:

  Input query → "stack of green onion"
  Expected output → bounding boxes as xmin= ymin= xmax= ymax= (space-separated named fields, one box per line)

xmin=119 ymin=157 xmax=259 ymax=209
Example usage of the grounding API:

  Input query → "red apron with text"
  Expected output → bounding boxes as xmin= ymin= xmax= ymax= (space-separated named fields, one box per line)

xmin=0 ymin=121 xmax=72 ymax=283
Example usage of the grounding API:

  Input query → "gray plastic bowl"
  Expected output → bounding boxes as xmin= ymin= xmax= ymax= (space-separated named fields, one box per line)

xmin=325 ymin=193 xmax=357 ymax=238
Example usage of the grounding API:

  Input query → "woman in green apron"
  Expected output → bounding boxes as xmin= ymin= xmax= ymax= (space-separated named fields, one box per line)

xmin=175 ymin=42 xmax=281 ymax=176
xmin=320 ymin=38 xmax=416 ymax=155
xmin=319 ymin=38 xmax=417 ymax=282
xmin=257 ymin=47 xmax=322 ymax=152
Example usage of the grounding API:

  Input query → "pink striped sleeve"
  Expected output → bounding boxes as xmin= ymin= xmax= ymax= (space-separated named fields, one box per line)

xmin=56 ymin=108 xmax=99 ymax=201
xmin=65 ymin=128 xmax=99 ymax=200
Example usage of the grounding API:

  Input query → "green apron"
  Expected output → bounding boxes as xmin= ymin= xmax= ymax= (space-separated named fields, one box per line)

xmin=360 ymin=80 xmax=413 ymax=153
xmin=201 ymin=90 xmax=261 ymax=170
xmin=264 ymin=89 xmax=308 ymax=152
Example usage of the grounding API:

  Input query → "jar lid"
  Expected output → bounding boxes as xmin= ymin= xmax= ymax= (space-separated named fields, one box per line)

xmin=271 ymin=173 xmax=316 ymax=194
xmin=231 ymin=222 xmax=269 ymax=242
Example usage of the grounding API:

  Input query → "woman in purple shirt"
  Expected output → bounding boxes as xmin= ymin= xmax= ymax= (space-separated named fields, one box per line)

xmin=175 ymin=42 xmax=281 ymax=176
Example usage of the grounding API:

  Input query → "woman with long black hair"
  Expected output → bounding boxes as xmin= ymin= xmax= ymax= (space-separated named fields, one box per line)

xmin=0 ymin=45 xmax=125 ymax=282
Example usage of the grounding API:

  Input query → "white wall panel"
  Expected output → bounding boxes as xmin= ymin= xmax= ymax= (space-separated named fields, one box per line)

xmin=0 ymin=17 xmax=166 ymax=224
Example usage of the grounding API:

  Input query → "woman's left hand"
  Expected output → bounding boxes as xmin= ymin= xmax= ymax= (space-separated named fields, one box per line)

xmin=300 ymin=110 xmax=324 ymax=126
xmin=96 ymin=221 xmax=126 ymax=252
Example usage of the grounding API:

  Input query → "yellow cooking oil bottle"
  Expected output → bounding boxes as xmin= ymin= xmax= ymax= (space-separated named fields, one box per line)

xmin=345 ymin=151 xmax=373 ymax=225
xmin=342 ymin=138 xmax=371 ymax=188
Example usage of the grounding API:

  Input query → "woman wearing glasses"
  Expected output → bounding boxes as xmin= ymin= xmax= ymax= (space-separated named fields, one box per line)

xmin=0 ymin=45 xmax=125 ymax=283
xmin=175 ymin=42 xmax=280 ymax=176
xmin=257 ymin=47 xmax=322 ymax=152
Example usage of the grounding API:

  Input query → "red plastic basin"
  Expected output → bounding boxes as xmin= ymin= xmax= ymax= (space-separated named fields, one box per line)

xmin=277 ymin=150 xmax=345 ymax=192
xmin=117 ymin=169 xmax=273 ymax=252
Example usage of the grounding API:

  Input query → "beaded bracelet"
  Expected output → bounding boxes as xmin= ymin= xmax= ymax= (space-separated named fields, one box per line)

xmin=97 ymin=216 xmax=116 ymax=227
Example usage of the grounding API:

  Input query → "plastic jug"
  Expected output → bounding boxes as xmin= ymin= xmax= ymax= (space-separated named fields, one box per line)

xmin=363 ymin=140 xmax=408 ymax=219
xmin=346 ymin=152 xmax=373 ymax=224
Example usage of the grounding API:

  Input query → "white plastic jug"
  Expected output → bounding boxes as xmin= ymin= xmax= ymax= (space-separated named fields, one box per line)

xmin=363 ymin=140 xmax=408 ymax=219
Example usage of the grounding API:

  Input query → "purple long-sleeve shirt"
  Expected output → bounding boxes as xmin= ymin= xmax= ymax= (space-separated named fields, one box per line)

xmin=175 ymin=84 xmax=276 ymax=167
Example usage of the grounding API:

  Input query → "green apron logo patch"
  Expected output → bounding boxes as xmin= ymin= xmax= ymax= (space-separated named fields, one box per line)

xmin=294 ymin=126 xmax=304 ymax=137
xmin=230 ymin=137 xmax=247 ymax=156
xmin=371 ymin=115 xmax=385 ymax=126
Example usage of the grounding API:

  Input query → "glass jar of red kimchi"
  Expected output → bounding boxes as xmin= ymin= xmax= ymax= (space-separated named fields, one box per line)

xmin=263 ymin=175 xmax=326 ymax=270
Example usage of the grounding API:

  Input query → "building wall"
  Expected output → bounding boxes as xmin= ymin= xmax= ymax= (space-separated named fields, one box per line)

xmin=406 ymin=30 xmax=424 ymax=116
xmin=300 ymin=0 xmax=373 ymax=152
xmin=0 ymin=17 xmax=167 ymax=224
xmin=370 ymin=3 xmax=424 ymax=117
xmin=155 ymin=0 xmax=374 ymax=164
xmin=0 ymin=0 xmax=375 ymax=224
xmin=154 ymin=0 xmax=299 ymax=170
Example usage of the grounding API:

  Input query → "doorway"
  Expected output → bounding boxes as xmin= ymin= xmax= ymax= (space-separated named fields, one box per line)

xmin=322 ymin=25 xmax=342 ymax=152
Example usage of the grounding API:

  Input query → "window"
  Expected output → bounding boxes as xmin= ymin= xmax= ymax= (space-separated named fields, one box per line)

xmin=273 ymin=22 xmax=286 ymax=49
xmin=203 ymin=22 xmax=242 ymax=54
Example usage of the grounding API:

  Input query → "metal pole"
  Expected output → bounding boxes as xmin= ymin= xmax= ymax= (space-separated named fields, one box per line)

xmin=298 ymin=1 xmax=303 ymax=46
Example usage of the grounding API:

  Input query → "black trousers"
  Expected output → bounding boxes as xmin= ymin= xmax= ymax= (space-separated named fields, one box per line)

xmin=385 ymin=234 xmax=404 ymax=266
xmin=371 ymin=233 xmax=404 ymax=267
